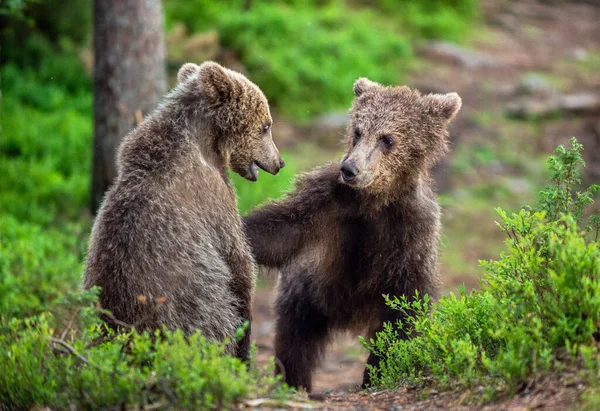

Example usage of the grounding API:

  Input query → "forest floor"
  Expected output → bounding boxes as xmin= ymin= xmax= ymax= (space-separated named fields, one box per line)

xmin=249 ymin=0 xmax=600 ymax=409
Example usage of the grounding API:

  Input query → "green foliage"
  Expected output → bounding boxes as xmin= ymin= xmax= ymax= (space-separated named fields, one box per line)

xmin=0 ymin=60 xmax=92 ymax=318
xmin=0 ymin=215 xmax=88 ymax=318
xmin=363 ymin=138 xmax=600 ymax=394
xmin=1 ymin=64 xmax=92 ymax=225
xmin=0 ymin=0 xmax=92 ymax=92
xmin=538 ymin=138 xmax=600 ymax=226
xmin=0 ymin=290 xmax=286 ymax=410
xmin=373 ymin=0 xmax=479 ymax=42
xmin=166 ymin=0 xmax=413 ymax=121
xmin=0 ymin=0 xmax=39 ymax=18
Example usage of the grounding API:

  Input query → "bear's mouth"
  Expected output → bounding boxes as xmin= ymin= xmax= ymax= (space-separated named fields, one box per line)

xmin=247 ymin=161 xmax=268 ymax=182
xmin=247 ymin=162 xmax=259 ymax=181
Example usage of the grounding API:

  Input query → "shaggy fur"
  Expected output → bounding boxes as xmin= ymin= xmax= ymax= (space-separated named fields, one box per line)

xmin=243 ymin=78 xmax=461 ymax=390
xmin=83 ymin=62 xmax=283 ymax=360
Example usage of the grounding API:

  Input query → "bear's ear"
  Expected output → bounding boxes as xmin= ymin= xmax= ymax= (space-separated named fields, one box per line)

xmin=423 ymin=92 xmax=462 ymax=123
xmin=197 ymin=61 xmax=233 ymax=104
xmin=353 ymin=77 xmax=380 ymax=97
xmin=177 ymin=63 xmax=199 ymax=84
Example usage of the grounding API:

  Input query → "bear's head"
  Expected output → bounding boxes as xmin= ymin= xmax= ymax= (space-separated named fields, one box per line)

xmin=177 ymin=62 xmax=284 ymax=181
xmin=340 ymin=78 xmax=461 ymax=194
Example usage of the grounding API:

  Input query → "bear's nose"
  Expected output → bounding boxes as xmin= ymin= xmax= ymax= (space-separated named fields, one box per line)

xmin=341 ymin=162 xmax=359 ymax=183
xmin=279 ymin=158 xmax=285 ymax=169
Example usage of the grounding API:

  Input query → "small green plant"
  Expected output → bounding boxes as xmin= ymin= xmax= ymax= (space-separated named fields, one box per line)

xmin=363 ymin=138 xmax=600 ymax=396
xmin=0 ymin=289 xmax=288 ymax=410
xmin=538 ymin=138 xmax=600 ymax=229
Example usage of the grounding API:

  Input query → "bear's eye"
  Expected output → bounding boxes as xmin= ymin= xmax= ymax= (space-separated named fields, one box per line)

xmin=353 ymin=128 xmax=361 ymax=144
xmin=380 ymin=135 xmax=395 ymax=150
xmin=262 ymin=123 xmax=271 ymax=134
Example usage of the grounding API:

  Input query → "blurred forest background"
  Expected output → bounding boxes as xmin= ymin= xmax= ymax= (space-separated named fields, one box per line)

xmin=1 ymin=0 xmax=599 ymax=397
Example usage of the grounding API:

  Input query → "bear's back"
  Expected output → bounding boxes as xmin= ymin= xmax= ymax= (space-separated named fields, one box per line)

xmin=83 ymin=133 xmax=242 ymax=341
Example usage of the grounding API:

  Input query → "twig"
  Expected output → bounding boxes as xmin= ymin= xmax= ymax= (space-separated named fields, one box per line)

xmin=51 ymin=337 xmax=90 ymax=365
xmin=100 ymin=310 xmax=135 ymax=330
xmin=84 ymin=334 xmax=115 ymax=350
xmin=51 ymin=336 xmax=125 ymax=376
xmin=159 ymin=378 xmax=178 ymax=404
xmin=60 ymin=311 xmax=77 ymax=341
xmin=143 ymin=400 xmax=170 ymax=410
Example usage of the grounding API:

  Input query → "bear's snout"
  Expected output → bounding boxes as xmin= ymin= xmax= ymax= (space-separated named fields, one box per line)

xmin=341 ymin=161 xmax=359 ymax=183
xmin=253 ymin=138 xmax=284 ymax=177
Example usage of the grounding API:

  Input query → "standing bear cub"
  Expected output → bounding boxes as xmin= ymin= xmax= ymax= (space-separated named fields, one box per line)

xmin=243 ymin=78 xmax=461 ymax=390
xmin=83 ymin=62 xmax=284 ymax=360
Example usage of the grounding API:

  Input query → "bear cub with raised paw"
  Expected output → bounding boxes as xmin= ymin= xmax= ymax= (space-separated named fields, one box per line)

xmin=83 ymin=62 xmax=284 ymax=360
xmin=243 ymin=78 xmax=461 ymax=389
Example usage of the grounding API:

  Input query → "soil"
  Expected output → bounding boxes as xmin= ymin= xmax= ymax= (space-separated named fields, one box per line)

xmin=249 ymin=0 xmax=600 ymax=409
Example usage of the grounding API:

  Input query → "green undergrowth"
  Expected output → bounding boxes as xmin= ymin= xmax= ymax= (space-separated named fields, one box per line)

xmin=363 ymin=138 xmax=600 ymax=400
xmin=0 ymin=59 xmax=93 ymax=318
xmin=0 ymin=289 xmax=287 ymax=409
xmin=164 ymin=0 xmax=478 ymax=121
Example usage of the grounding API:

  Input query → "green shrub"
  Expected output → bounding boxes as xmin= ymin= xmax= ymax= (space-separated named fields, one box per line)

xmin=0 ymin=289 xmax=286 ymax=410
xmin=0 ymin=215 xmax=88 ymax=318
xmin=1 ymin=64 xmax=92 ymax=224
xmin=362 ymin=138 xmax=600 ymax=393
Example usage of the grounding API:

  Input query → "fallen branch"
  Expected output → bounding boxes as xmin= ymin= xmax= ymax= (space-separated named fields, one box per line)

xmin=50 ymin=337 xmax=90 ymax=365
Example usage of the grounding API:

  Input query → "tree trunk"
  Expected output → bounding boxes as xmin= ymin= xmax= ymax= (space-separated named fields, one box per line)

xmin=91 ymin=0 xmax=167 ymax=214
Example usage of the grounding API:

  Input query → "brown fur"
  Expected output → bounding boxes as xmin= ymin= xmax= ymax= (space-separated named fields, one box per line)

xmin=83 ymin=62 xmax=283 ymax=360
xmin=243 ymin=79 xmax=461 ymax=390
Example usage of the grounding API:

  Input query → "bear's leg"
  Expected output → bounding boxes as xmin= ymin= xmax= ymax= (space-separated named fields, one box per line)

xmin=274 ymin=290 xmax=329 ymax=392
xmin=362 ymin=310 xmax=408 ymax=389
xmin=226 ymin=248 xmax=255 ymax=362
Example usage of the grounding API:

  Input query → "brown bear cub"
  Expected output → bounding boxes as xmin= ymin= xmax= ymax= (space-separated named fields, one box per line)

xmin=243 ymin=78 xmax=461 ymax=390
xmin=83 ymin=62 xmax=284 ymax=360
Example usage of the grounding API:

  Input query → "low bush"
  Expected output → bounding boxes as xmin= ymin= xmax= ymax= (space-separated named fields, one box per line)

xmin=0 ymin=289 xmax=286 ymax=410
xmin=363 ymin=138 xmax=600 ymax=394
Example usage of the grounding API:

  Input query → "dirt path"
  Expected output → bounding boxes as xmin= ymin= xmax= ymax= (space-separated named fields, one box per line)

xmin=250 ymin=1 xmax=599 ymax=408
